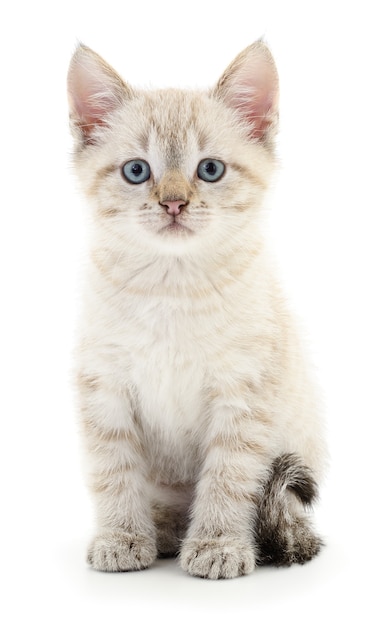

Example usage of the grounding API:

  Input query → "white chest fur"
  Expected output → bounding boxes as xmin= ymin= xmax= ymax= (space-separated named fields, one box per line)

xmin=131 ymin=327 xmax=206 ymax=433
xmin=81 ymin=253 xmax=274 ymax=451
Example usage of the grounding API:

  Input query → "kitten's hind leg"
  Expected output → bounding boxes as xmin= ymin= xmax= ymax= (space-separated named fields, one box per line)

xmin=255 ymin=453 xmax=323 ymax=566
xmin=153 ymin=505 xmax=188 ymax=557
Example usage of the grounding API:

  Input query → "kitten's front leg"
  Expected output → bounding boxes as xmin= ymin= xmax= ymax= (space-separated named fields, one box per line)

xmin=78 ymin=372 xmax=157 ymax=572
xmin=180 ymin=389 xmax=272 ymax=579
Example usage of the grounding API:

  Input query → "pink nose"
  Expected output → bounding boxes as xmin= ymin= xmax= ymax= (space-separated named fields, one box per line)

xmin=161 ymin=200 xmax=187 ymax=216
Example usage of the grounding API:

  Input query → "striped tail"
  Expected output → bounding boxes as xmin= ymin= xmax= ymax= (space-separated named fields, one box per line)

xmin=255 ymin=453 xmax=323 ymax=566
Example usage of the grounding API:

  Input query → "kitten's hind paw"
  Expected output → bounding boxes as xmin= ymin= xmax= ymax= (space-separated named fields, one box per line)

xmin=87 ymin=530 xmax=157 ymax=572
xmin=180 ymin=537 xmax=255 ymax=579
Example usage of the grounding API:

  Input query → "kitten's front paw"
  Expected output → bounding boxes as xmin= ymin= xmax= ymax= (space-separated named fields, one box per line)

xmin=87 ymin=530 xmax=157 ymax=572
xmin=180 ymin=537 xmax=255 ymax=579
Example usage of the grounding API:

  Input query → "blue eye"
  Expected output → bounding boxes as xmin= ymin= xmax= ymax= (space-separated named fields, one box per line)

xmin=197 ymin=159 xmax=225 ymax=182
xmin=122 ymin=159 xmax=151 ymax=184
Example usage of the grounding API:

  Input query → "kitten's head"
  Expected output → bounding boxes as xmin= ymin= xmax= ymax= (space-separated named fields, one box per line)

xmin=67 ymin=42 xmax=278 ymax=261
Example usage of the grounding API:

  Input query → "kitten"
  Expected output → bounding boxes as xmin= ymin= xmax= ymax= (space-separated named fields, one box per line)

xmin=67 ymin=41 xmax=326 ymax=579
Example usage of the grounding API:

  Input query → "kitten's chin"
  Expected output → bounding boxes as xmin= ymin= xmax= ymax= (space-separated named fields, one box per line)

xmin=142 ymin=220 xmax=203 ymax=256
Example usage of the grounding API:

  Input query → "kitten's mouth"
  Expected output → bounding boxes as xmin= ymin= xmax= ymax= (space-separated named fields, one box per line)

xmin=160 ymin=220 xmax=193 ymax=235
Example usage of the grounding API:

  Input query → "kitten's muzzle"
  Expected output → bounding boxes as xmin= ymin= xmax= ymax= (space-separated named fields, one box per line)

xmin=156 ymin=169 xmax=192 ymax=216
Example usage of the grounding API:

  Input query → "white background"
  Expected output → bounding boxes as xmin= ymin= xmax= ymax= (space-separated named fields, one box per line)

xmin=1 ymin=1 xmax=373 ymax=623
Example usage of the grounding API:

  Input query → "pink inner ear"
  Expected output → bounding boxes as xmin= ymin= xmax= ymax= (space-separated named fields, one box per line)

xmin=70 ymin=88 xmax=116 ymax=128
xmin=68 ymin=50 xmax=122 ymax=134
xmin=218 ymin=44 xmax=279 ymax=141
xmin=233 ymin=79 xmax=277 ymax=139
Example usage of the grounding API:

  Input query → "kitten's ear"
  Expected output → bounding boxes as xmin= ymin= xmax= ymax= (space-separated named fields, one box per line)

xmin=67 ymin=44 xmax=133 ymax=144
xmin=213 ymin=41 xmax=279 ymax=144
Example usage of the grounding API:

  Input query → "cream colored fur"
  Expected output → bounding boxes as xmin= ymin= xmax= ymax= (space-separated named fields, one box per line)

xmin=68 ymin=42 xmax=326 ymax=579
